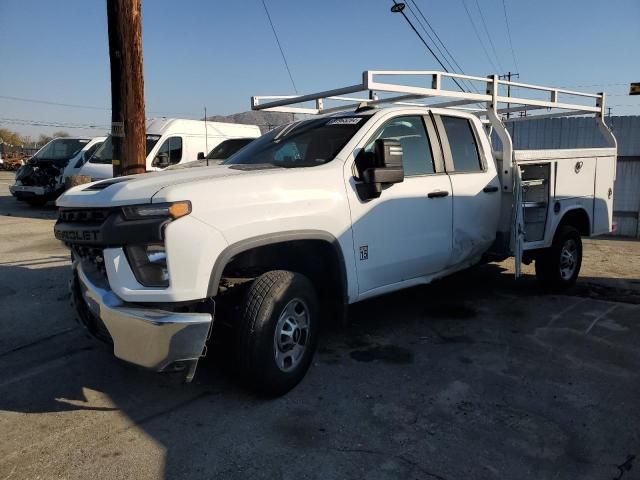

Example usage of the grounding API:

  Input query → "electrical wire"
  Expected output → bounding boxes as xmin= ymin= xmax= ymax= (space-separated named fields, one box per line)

xmin=501 ymin=0 xmax=519 ymax=72
xmin=408 ymin=0 xmax=478 ymax=92
xmin=0 ymin=95 xmax=108 ymax=111
xmin=0 ymin=117 xmax=110 ymax=130
xmin=261 ymin=0 xmax=298 ymax=94
xmin=404 ymin=2 xmax=476 ymax=93
xmin=474 ymin=0 xmax=503 ymax=72
xmin=391 ymin=0 xmax=467 ymax=92
xmin=460 ymin=0 xmax=499 ymax=72
xmin=0 ymin=95 xmax=205 ymax=118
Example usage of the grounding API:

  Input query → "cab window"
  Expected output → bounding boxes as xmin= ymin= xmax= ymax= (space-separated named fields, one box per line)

xmin=364 ymin=116 xmax=435 ymax=176
xmin=440 ymin=116 xmax=483 ymax=172
xmin=156 ymin=137 xmax=183 ymax=165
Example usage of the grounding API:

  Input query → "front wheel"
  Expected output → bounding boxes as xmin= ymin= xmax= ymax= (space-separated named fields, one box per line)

xmin=235 ymin=270 xmax=319 ymax=396
xmin=535 ymin=225 xmax=582 ymax=292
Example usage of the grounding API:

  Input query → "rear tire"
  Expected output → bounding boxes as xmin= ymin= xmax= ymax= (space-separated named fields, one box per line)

xmin=235 ymin=270 xmax=319 ymax=396
xmin=535 ymin=225 xmax=582 ymax=292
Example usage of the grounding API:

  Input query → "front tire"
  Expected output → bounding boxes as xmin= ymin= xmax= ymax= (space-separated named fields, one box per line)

xmin=535 ymin=225 xmax=582 ymax=292
xmin=235 ymin=270 xmax=319 ymax=396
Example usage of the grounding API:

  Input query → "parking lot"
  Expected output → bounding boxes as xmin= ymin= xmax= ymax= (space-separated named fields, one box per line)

xmin=0 ymin=170 xmax=639 ymax=479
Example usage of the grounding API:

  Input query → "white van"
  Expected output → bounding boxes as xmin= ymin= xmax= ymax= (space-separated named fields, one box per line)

xmin=78 ymin=118 xmax=261 ymax=180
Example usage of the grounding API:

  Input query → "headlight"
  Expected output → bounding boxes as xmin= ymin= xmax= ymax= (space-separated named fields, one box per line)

xmin=125 ymin=243 xmax=170 ymax=287
xmin=122 ymin=201 xmax=191 ymax=220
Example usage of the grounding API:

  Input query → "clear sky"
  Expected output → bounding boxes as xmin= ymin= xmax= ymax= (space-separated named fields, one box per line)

xmin=1 ymin=0 xmax=639 ymax=139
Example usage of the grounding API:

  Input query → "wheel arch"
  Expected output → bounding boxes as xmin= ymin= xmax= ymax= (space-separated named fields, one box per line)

xmin=557 ymin=206 xmax=591 ymax=237
xmin=207 ymin=230 xmax=348 ymax=313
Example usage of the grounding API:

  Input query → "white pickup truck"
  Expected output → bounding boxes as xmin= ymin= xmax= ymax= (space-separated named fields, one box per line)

xmin=54 ymin=71 xmax=617 ymax=395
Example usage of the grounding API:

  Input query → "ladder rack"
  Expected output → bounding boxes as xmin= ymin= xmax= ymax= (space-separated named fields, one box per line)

xmin=252 ymin=70 xmax=606 ymax=119
xmin=251 ymin=70 xmax=617 ymax=193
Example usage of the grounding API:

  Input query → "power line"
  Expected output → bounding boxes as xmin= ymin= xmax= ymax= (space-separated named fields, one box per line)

xmin=404 ymin=3 xmax=456 ymax=73
xmin=559 ymin=82 xmax=629 ymax=88
xmin=404 ymin=1 xmax=476 ymax=93
xmin=261 ymin=0 xmax=298 ymax=94
xmin=0 ymin=94 xmax=202 ymax=117
xmin=460 ymin=0 xmax=499 ymax=72
xmin=501 ymin=0 xmax=519 ymax=72
xmin=0 ymin=117 xmax=110 ymax=130
xmin=408 ymin=0 xmax=477 ymax=92
xmin=390 ymin=1 xmax=466 ymax=92
xmin=474 ymin=0 xmax=503 ymax=72
xmin=0 ymin=95 xmax=108 ymax=111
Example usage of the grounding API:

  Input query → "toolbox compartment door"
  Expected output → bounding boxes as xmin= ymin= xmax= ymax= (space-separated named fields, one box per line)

xmin=592 ymin=153 xmax=617 ymax=235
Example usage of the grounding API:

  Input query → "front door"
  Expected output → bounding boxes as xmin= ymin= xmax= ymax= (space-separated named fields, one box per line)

xmin=345 ymin=115 xmax=453 ymax=294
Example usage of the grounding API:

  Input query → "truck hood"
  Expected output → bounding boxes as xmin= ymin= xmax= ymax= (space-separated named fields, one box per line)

xmin=56 ymin=164 xmax=273 ymax=208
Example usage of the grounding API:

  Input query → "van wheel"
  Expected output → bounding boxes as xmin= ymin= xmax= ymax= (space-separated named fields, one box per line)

xmin=535 ymin=225 xmax=582 ymax=292
xmin=235 ymin=270 xmax=318 ymax=396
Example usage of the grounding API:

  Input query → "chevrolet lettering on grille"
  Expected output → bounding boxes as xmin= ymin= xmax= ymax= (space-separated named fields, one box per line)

xmin=54 ymin=227 xmax=101 ymax=243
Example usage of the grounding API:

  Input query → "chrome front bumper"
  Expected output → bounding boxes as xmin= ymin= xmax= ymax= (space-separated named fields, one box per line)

xmin=72 ymin=263 xmax=212 ymax=378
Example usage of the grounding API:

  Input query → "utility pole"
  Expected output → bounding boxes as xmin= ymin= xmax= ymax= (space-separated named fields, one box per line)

xmin=107 ymin=0 xmax=146 ymax=177
xmin=499 ymin=71 xmax=519 ymax=119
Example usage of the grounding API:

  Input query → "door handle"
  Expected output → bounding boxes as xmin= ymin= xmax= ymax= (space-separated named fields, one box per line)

xmin=427 ymin=190 xmax=449 ymax=198
xmin=483 ymin=185 xmax=499 ymax=193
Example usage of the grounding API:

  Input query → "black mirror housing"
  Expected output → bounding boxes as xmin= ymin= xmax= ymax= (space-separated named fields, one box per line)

xmin=356 ymin=139 xmax=404 ymax=200
xmin=197 ymin=152 xmax=205 ymax=160
xmin=153 ymin=152 xmax=170 ymax=168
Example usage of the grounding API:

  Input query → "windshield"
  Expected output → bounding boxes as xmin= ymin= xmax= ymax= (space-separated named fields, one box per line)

xmin=32 ymin=138 xmax=89 ymax=162
xmin=207 ymin=138 xmax=255 ymax=160
xmin=223 ymin=116 xmax=367 ymax=168
xmin=89 ymin=134 xmax=161 ymax=164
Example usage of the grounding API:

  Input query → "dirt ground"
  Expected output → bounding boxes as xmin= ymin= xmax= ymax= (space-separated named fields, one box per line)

xmin=1 ymin=170 xmax=639 ymax=480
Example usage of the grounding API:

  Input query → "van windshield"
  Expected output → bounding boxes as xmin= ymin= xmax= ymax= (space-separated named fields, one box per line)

xmin=89 ymin=135 xmax=160 ymax=164
xmin=223 ymin=116 xmax=367 ymax=168
xmin=32 ymin=138 xmax=89 ymax=163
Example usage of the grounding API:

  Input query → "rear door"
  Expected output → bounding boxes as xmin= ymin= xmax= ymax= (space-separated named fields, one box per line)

xmin=346 ymin=114 xmax=453 ymax=294
xmin=433 ymin=114 xmax=501 ymax=266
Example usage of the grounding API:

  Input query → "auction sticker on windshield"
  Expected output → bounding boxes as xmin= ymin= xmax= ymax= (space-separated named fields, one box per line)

xmin=326 ymin=118 xmax=362 ymax=125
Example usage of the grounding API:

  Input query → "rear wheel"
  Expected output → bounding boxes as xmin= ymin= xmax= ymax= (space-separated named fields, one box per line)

xmin=535 ymin=225 xmax=582 ymax=292
xmin=235 ymin=270 xmax=319 ymax=396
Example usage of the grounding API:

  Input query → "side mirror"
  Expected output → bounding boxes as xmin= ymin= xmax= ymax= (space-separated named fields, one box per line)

xmin=356 ymin=139 xmax=404 ymax=200
xmin=152 ymin=152 xmax=170 ymax=168
xmin=197 ymin=152 xmax=205 ymax=160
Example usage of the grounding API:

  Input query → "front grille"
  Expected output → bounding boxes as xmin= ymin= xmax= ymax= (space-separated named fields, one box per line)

xmin=58 ymin=208 xmax=113 ymax=223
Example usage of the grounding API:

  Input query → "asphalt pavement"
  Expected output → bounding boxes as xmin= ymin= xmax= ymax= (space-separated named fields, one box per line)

xmin=1 ymin=171 xmax=639 ymax=480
